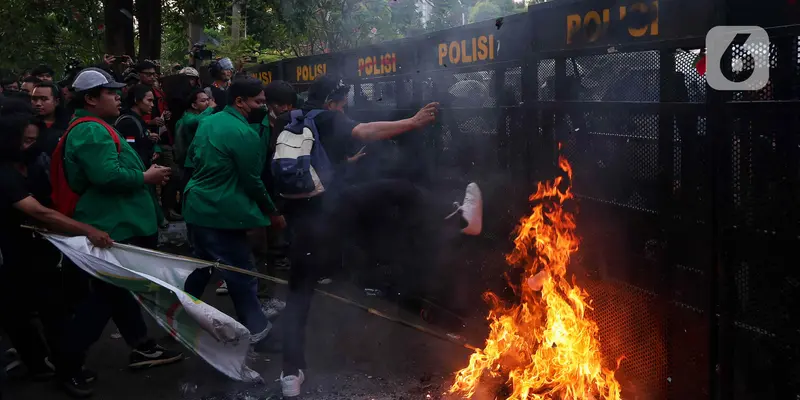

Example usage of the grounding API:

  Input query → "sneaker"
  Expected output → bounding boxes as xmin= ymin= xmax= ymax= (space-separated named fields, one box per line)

xmin=4 ymin=359 xmax=21 ymax=374
xmin=215 ymin=281 xmax=229 ymax=295
xmin=129 ymin=344 xmax=183 ymax=369
xmin=260 ymin=298 xmax=286 ymax=319
xmin=445 ymin=182 xmax=483 ymax=236
xmin=280 ymin=370 xmax=305 ymax=397
xmin=317 ymin=277 xmax=333 ymax=285
xmin=45 ymin=357 xmax=97 ymax=384
xmin=59 ymin=375 xmax=94 ymax=398
xmin=250 ymin=321 xmax=273 ymax=344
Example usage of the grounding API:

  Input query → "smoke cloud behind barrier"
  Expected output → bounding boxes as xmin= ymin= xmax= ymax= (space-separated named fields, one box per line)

xmin=41 ymin=233 xmax=262 ymax=383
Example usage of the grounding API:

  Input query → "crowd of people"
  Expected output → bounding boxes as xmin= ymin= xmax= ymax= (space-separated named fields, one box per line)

xmin=0 ymin=53 xmax=483 ymax=399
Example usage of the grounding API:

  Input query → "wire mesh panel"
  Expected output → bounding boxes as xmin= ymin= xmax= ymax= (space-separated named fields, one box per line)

xmin=528 ymin=0 xmax=716 ymax=398
xmin=722 ymin=32 xmax=800 ymax=399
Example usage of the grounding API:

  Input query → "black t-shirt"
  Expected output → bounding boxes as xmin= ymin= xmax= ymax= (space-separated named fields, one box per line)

xmin=302 ymin=108 xmax=359 ymax=166
xmin=0 ymin=164 xmax=35 ymax=265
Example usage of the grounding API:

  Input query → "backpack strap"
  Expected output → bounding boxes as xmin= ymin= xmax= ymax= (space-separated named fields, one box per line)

xmin=304 ymin=109 xmax=325 ymax=120
xmin=115 ymin=114 xmax=145 ymax=142
xmin=67 ymin=116 xmax=122 ymax=152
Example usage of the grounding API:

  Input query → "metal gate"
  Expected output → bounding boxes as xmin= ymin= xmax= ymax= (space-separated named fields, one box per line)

xmin=243 ymin=1 xmax=800 ymax=398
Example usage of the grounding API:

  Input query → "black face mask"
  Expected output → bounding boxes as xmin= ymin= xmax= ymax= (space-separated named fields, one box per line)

xmin=247 ymin=105 xmax=268 ymax=124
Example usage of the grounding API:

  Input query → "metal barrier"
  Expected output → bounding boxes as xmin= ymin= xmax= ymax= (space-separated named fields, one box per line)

xmin=245 ymin=1 xmax=799 ymax=398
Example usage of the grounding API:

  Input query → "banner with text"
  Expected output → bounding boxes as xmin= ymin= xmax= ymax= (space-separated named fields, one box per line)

xmin=42 ymin=234 xmax=261 ymax=383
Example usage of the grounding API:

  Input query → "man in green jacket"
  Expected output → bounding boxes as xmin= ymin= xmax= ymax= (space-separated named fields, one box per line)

xmin=183 ymin=77 xmax=286 ymax=348
xmin=56 ymin=68 xmax=183 ymax=398
xmin=174 ymin=88 xmax=216 ymax=215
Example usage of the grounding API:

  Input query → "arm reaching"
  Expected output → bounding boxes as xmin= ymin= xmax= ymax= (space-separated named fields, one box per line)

xmin=351 ymin=102 xmax=439 ymax=142
xmin=14 ymin=196 xmax=113 ymax=247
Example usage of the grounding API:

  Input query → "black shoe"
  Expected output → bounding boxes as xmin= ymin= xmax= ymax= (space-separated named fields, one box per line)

xmin=59 ymin=376 xmax=94 ymax=398
xmin=129 ymin=344 xmax=183 ymax=370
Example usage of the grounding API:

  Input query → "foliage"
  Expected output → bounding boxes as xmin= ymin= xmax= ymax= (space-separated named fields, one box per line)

xmin=426 ymin=0 xmax=466 ymax=31
xmin=468 ymin=1 xmax=503 ymax=23
xmin=0 ymin=0 xmax=104 ymax=78
xmin=276 ymin=0 xmax=423 ymax=55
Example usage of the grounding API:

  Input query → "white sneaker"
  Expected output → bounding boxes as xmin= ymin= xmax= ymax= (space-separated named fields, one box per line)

xmin=215 ymin=281 xmax=228 ymax=295
xmin=280 ymin=369 xmax=305 ymax=397
xmin=317 ymin=277 xmax=333 ymax=285
xmin=260 ymin=298 xmax=286 ymax=319
xmin=445 ymin=182 xmax=483 ymax=235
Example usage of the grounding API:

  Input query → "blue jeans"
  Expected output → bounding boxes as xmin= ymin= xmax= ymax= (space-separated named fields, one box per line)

xmin=184 ymin=225 xmax=269 ymax=337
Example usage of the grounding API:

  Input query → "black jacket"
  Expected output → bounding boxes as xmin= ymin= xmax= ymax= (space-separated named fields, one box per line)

xmin=36 ymin=108 xmax=71 ymax=157
xmin=114 ymin=110 xmax=155 ymax=168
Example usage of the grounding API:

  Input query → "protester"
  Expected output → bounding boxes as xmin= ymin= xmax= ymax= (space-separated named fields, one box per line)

xmin=174 ymin=88 xmax=215 ymax=197
xmin=179 ymin=67 xmax=201 ymax=88
xmin=0 ymin=99 xmax=113 ymax=385
xmin=31 ymin=65 xmax=55 ymax=82
xmin=136 ymin=61 xmax=180 ymax=221
xmin=115 ymin=84 xmax=159 ymax=168
xmin=52 ymin=67 xmax=182 ymax=397
xmin=20 ymin=76 xmax=41 ymax=95
xmin=2 ymin=79 xmax=19 ymax=93
xmin=31 ymin=82 xmax=70 ymax=157
xmin=122 ymin=69 xmax=140 ymax=96
xmin=207 ymin=58 xmax=234 ymax=112
xmin=182 ymin=78 xmax=286 ymax=350
xmin=250 ymin=80 xmax=299 ymax=306
xmin=274 ymin=75 xmax=483 ymax=397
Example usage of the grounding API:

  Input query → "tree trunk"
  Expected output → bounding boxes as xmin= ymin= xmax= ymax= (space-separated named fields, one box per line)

xmin=136 ymin=0 xmax=162 ymax=61
xmin=104 ymin=0 xmax=135 ymax=57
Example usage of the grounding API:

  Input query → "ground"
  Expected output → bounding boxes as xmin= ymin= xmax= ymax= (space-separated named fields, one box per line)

xmin=3 ymin=279 xmax=488 ymax=400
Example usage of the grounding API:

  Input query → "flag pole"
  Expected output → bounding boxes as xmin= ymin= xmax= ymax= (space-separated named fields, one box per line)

xmin=20 ymin=225 xmax=479 ymax=352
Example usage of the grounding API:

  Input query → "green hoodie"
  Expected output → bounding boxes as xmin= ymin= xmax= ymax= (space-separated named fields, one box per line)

xmin=176 ymin=106 xmax=215 ymax=168
xmin=64 ymin=109 xmax=161 ymax=241
xmin=183 ymin=106 xmax=277 ymax=229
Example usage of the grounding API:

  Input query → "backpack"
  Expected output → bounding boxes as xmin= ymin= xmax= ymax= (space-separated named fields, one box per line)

xmin=50 ymin=116 xmax=121 ymax=217
xmin=114 ymin=114 xmax=145 ymax=144
xmin=271 ymin=109 xmax=332 ymax=198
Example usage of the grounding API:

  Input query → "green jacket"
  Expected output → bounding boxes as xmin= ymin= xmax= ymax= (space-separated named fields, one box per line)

xmin=183 ymin=106 xmax=277 ymax=229
xmin=64 ymin=109 xmax=160 ymax=241
xmin=176 ymin=107 xmax=215 ymax=168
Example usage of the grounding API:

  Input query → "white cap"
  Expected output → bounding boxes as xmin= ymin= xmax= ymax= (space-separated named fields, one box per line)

xmin=179 ymin=67 xmax=200 ymax=78
xmin=72 ymin=67 xmax=125 ymax=92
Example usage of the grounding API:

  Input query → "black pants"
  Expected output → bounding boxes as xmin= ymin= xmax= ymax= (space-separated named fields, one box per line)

xmin=0 ymin=238 xmax=65 ymax=373
xmin=56 ymin=235 xmax=157 ymax=378
xmin=281 ymin=179 xmax=459 ymax=373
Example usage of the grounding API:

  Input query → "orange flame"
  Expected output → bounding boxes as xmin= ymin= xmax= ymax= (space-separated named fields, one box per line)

xmin=449 ymin=156 xmax=623 ymax=400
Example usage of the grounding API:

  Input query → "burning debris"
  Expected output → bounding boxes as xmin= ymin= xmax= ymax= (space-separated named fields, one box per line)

xmin=449 ymin=156 xmax=624 ymax=400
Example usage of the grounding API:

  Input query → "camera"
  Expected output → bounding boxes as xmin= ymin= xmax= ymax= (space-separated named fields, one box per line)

xmin=191 ymin=43 xmax=214 ymax=61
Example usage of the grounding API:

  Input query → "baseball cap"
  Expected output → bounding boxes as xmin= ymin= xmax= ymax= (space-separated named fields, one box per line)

xmin=307 ymin=75 xmax=349 ymax=104
xmin=71 ymin=67 xmax=126 ymax=92
xmin=218 ymin=58 xmax=234 ymax=71
xmin=179 ymin=67 xmax=200 ymax=78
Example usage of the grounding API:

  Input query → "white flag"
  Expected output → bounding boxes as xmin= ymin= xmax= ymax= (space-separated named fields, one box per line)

xmin=43 ymin=233 xmax=261 ymax=382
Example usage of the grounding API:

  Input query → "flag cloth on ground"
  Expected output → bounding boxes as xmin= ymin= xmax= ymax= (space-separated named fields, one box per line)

xmin=42 ymin=233 xmax=261 ymax=382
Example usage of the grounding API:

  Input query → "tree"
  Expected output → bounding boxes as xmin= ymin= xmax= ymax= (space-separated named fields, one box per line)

xmin=0 ymin=0 xmax=104 ymax=77
xmin=468 ymin=1 xmax=502 ymax=23
xmin=426 ymin=0 xmax=465 ymax=31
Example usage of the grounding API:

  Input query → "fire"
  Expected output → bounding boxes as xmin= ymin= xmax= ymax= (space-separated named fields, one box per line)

xmin=449 ymin=156 xmax=623 ymax=400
